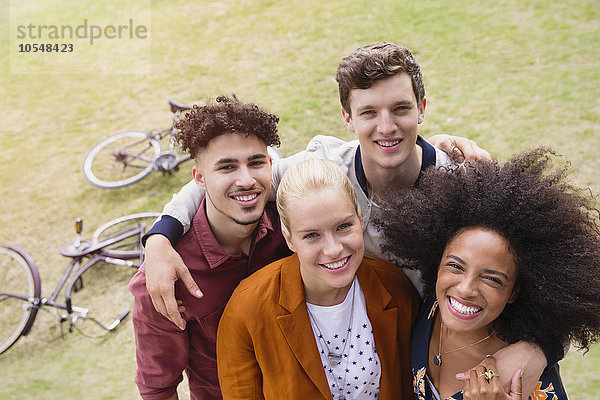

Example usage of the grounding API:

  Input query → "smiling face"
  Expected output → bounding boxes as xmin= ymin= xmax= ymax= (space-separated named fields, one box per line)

xmin=193 ymin=132 xmax=272 ymax=227
xmin=436 ymin=227 xmax=518 ymax=336
xmin=342 ymin=72 xmax=425 ymax=173
xmin=283 ymin=187 xmax=365 ymax=306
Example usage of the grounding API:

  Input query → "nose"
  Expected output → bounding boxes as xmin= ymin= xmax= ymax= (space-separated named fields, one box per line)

xmin=455 ymin=276 xmax=478 ymax=298
xmin=322 ymin=234 xmax=344 ymax=258
xmin=236 ymin=166 xmax=257 ymax=188
xmin=377 ymin=110 xmax=396 ymax=136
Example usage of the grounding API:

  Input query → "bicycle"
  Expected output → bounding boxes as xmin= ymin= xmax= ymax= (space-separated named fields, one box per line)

xmin=82 ymin=99 xmax=282 ymax=189
xmin=82 ymin=99 xmax=192 ymax=189
xmin=0 ymin=212 xmax=159 ymax=355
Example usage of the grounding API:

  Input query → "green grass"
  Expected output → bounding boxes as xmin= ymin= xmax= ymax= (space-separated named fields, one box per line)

xmin=561 ymin=346 xmax=600 ymax=396
xmin=0 ymin=0 xmax=598 ymax=398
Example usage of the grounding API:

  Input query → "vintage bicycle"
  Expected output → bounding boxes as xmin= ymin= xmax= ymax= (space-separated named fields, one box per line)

xmin=82 ymin=100 xmax=192 ymax=189
xmin=82 ymin=99 xmax=282 ymax=189
xmin=0 ymin=212 xmax=159 ymax=354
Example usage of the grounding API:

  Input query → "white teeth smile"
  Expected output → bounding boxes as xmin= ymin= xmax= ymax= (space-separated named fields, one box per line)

xmin=233 ymin=193 xmax=258 ymax=202
xmin=377 ymin=140 xmax=400 ymax=147
xmin=449 ymin=297 xmax=482 ymax=315
xmin=321 ymin=257 xmax=349 ymax=270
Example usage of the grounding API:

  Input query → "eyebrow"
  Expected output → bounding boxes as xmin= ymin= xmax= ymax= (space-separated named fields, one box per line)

xmin=446 ymin=255 xmax=509 ymax=280
xmin=214 ymin=153 xmax=267 ymax=166
xmin=248 ymin=153 xmax=268 ymax=161
xmin=295 ymin=214 xmax=355 ymax=234
xmin=355 ymin=100 xmax=413 ymax=114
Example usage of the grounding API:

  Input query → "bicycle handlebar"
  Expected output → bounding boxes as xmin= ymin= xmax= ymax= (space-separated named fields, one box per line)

xmin=168 ymin=99 xmax=192 ymax=114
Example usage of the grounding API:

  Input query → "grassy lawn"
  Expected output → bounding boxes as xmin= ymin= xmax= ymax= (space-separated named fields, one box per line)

xmin=1 ymin=0 xmax=598 ymax=398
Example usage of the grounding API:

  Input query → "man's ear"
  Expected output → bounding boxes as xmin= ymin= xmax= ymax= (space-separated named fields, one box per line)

xmin=341 ymin=106 xmax=355 ymax=133
xmin=192 ymin=165 xmax=206 ymax=191
xmin=418 ymin=97 xmax=426 ymax=124
xmin=358 ymin=209 xmax=365 ymax=232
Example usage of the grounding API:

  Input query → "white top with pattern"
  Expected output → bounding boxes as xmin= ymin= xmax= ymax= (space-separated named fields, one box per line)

xmin=307 ymin=278 xmax=380 ymax=400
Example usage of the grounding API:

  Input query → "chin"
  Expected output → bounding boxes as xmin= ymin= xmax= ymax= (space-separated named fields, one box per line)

xmin=378 ymin=158 xmax=407 ymax=170
xmin=232 ymin=213 xmax=263 ymax=226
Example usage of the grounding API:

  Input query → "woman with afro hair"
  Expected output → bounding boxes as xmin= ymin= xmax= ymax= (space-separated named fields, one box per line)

xmin=377 ymin=148 xmax=600 ymax=400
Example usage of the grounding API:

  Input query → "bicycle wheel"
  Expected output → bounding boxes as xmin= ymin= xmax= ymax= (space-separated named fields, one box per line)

xmin=0 ymin=245 xmax=41 ymax=354
xmin=83 ymin=131 xmax=162 ymax=189
xmin=67 ymin=257 xmax=138 ymax=337
xmin=92 ymin=213 xmax=161 ymax=259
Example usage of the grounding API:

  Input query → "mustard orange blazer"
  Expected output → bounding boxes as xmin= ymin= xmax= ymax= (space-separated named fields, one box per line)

xmin=216 ymin=254 xmax=419 ymax=399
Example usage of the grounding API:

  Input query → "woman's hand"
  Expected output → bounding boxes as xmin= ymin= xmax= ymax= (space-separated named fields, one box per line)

xmin=457 ymin=341 xmax=544 ymax=397
xmin=462 ymin=357 xmax=523 ymax=400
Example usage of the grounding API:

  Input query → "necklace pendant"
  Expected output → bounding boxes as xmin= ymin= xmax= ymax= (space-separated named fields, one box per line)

xmin=432 ymin=355 xmax=442 ymax=366
xmin=328 ymin=352 xmax=343 ymax=364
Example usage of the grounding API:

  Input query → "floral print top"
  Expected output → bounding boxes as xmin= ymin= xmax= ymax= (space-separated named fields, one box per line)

xmin=410 ymin=296 xmax=568 ymax=400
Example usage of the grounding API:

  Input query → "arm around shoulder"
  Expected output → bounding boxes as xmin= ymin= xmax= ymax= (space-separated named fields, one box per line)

xmin=458 ymin=341 xmax=547 ymax=398
xmin=161 ymin=179 xmax=205 ymax=234
xmin=427 ymin=134 xmax=492 ymax=163
xmin=143 ymin=234 xmax=202 ymax=330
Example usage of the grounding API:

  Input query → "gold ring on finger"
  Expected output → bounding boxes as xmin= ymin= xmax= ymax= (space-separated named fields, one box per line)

xmin=484 ymin=370 xmax=499 ymax=380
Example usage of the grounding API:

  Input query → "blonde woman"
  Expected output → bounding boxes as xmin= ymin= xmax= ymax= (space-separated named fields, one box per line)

xmin=216 ymin=158 xmax=419 ymax=399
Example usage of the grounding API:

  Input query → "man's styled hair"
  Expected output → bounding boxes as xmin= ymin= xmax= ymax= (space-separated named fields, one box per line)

xmin=377 ymin=148 xmax=600 ymax=354
xmin=276 ymin=158 xmax=360 ymax=238
xmin=176 ymin=95 xmax=280 ymax=160
xmin=336 ymin=41 xmax=425 ymax=115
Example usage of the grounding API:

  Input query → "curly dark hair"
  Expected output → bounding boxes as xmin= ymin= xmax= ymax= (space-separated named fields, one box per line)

xmin=377 ymin=148 xmax=600 ymax=353
xmin=336 ymin=42 xmax=425 ymax=115
xmin=175 ymin=95 xmax=280 ymax=160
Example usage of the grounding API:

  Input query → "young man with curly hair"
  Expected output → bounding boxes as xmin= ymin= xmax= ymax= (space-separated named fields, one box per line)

xmin=128 ymin=96 xmax=291 ymax=400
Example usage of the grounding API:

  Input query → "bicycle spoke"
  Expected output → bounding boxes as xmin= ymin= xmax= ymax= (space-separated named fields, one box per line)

xmin=93 ymin=213 xmax=160 ymax=258
xmin=106 ymin=239 xmax=138 ymax=252
xmin=117 ymin=151 xmax=156 ymax=164
xmin=83 ymin=131 xmax=161 ymax=189
xmin=117 ymin=163 xmax=150 ymax=171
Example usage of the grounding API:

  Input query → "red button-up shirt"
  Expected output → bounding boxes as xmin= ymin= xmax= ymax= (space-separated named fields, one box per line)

xmin=129 ymin=200 xmax=290 ymax=400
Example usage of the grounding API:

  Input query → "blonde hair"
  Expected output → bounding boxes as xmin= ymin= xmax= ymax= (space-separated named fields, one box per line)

xmin=276 ymin=158 xmax=360 ymax=237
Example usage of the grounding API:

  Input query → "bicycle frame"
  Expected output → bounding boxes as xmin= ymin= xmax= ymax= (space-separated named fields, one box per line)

xmin=82 ymin=100 xmax=195 ymax=188
xmin=111 ymin=116 xmax=191 ymax=173
xmin=1 ymin=224 xmax=146 ymax=339
xmin=153 ymin=110 xmax=191 ymax=173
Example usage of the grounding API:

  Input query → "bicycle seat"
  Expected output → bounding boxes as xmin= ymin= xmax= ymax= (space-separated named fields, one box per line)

xmin=169 ymin=99 xmax=192 ymax=113
xmin=60 ymin=241 xmax=92 ymax=257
